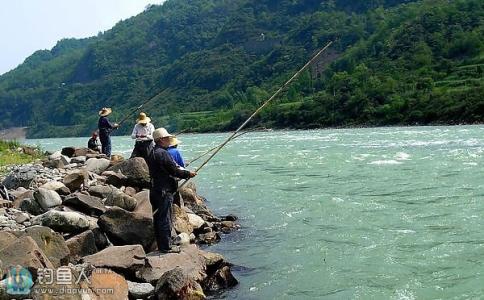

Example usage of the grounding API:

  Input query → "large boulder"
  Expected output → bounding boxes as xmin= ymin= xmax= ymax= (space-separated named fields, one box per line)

xmin=187 ymin=213 xmax=205 ymax=230
xmin=1 ymin=167 xmax=37 ymax=189
xmin=66 ymin=230 xmax=98 ymax=263
xmin=98 ymin=207 xmax=154 ymax=250
xmin=136 ymin=245 xmax=206 ymax=285
xmin=64 ymin=193 xmax=106 ymax=216
xmin=40 ymin=181 xmax=71 ymax=196
xmin=18 ymin=226 xmax=70 ymax=268
xmin=0 ymin=236 xmax=54 ymax=275
xmin=33 ymin=210 xmax=90 ymax=234
xmin=0 ymin=232 xmax=17 ymax=251
xmin=83 ymin=245 xmax=146 ymax=275
xmin=102 ymin=171 xmax=127 ymax=188
xmin=85 ymin=158 xmax=111 ymax=174
xmin=33 ymin=188 xmax=62 ymax=210
xmin=108 ymin=157 xmax=150 ymax=188
xmin=154 ymin=267 xmax=205 ymax=300
xmin=63 ymin=169 xmax=88 ymax=191
xmin=105 ymin=189 xmax=137 ymax=211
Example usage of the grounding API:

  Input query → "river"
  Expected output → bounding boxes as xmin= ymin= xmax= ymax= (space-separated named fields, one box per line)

xmin=27 ymin=126 xmax=484 ymax=299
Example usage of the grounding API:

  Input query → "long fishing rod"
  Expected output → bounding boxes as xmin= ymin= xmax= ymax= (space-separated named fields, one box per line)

xmin=117 ymin=88 xmax=169 ymax=127
xmin=179 ymin=41 xmax=333 ymax=190
xmin=186 ymin=127 xmax=268 ymax=167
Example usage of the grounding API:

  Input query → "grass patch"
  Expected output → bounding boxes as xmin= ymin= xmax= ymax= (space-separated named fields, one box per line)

xmin=0 ymin=140 xmax=44 ymax=174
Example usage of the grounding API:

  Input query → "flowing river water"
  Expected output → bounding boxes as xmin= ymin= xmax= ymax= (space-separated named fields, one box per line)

xmin=27 ymin=126 xmax=484 ymax=299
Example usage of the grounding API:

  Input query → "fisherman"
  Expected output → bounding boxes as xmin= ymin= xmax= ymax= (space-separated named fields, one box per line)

xmin=87 ymin=131 xmax=101 ymax=152
xmin=98 ymin=107 xmax=119 ymax=158
xmin=167 ymin=136 xmax=185 ymax=168
xmin=148 ymin=128 xmax=196 ymax=253
xmin=130 ymin=112 xmax=155 ymax=161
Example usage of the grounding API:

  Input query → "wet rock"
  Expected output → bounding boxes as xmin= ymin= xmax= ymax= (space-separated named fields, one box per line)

xmin=198 ymin=232 xmax=220 ymax=245
xmin=33 ymin=210 xmax=90 ymax=233
xmin=88 ymin=185 xmax=114 ymax=199
xmin=154 ymin=267 xmax=205 ymax=300
xmin=33 ymin=188 xmax=62 ymax=210
xmin=63 ymin=169 xmax=88 ymax=191
xmin=40 ymin=181 xmax=71 ymax=196
xmin=2 ymin=167 xmax=37 ymax=189
xmin=105 ymin=189 xmax=137 ymax=211
xmin=66 ymin=230 xmax=98 ymax=263
xmin=98 ymin=207 xmax=154 ymax=250
xmin=108 ymin=157 xmax=150 ymax=189
xmin=83 ymin=245 xmax=146 ymax=274
xmin=225 ymin=214 xmax=238 ymax=221
xmin=0 ymin=236 xmax=54 ymax=275
xmin=19 ymin=226 xmax=70 ymax=267
xmin=85 ymin=158 xmax=111 ymax=174
xmin=64 ymin=193 xmax=106 ymax=216
xmin=179 ymin=183 xmax=205 ymax=206
xmin=203 ymin=266 xmax=238 ymax=292
xmin=220 ymin=221 xmax=238 ymax=233
xmin=128 ymin=280 xmax=155 ymax=299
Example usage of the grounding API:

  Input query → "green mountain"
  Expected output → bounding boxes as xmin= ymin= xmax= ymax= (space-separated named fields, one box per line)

xmin=0 ymin=0 xmax=482 ymax=138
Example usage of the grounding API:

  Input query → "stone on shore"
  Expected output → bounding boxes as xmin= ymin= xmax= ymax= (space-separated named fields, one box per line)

xmin=133 ymin=190 xmax=152 ymax=217
xmin=63 ymin=169 xmax=88 ymax=191
xmin=33 ymin=210 xmax=90 ymax=233
xmin=66 ymin=230 xmax=98 ymax=263
xmin=19 ymin=198 xmax=43 ymax=215
xmin=85 ymin=158 xmax=111 ymax=174
xmin=187 ymin=213 xmax=205 ymax=229
xmin=64 ymin=193 xmax=106 ymax=216
xmin=0 ymin=236 xmax=54 ymax=275
xmin=108 ymin=157 xmax=150 ymax=188
xmin=128 ymin=281 xmax=155 ymax=299
xmin=88 ymin=185 xmax=115 ymax=199
xmin=61 ymin=147 xmax=76 ymax=157
xmin=83 ymin=245 xmax=146 ymax=274
xmin=40 ymin=181 xmax=71 ymax=196
xmin=105 ymin=189 xmax=137 ymax=211
xmin=0 ymin=231 xmax=18 ymax=251
xmin=98 ymin=207 xmax=154 ymax=250
xmin=1 ymin=167 xmax=37 ymax=189
xmin=154 ymin=267 xmax=205 ymax=300
xmin=83 ymin=269 xmax=129 ymax=300
xmin=33 ymin=188 xmax=62 ymax=210
xmin=173 ymin=204 xmax=193 ymax=234
xmin=103 ymin=171 xmax=127 ymax=188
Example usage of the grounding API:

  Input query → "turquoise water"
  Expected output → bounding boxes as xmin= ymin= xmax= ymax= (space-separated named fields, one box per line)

xmin=28 ymin=126 xmax=484 ymax=299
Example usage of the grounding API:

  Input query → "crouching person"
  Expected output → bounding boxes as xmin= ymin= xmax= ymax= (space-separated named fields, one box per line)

xmin=147 ymin=128 xmax=197 ymax=253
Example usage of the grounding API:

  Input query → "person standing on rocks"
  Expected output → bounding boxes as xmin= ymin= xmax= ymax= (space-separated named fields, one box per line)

xmin=98 ymin=107 xmax=119 ymax=158
xmin=148 ymin=128 xmax=197 ymax=253
xmin=130 ymin=112 xmax=155 ymax=161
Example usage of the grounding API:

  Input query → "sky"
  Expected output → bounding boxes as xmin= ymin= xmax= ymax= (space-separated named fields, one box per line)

xmin=0 ymin=0 xmax=165 ymax=75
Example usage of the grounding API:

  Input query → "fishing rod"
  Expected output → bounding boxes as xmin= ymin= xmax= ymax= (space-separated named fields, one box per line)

xmin=178 ymin=41 xmax=333 ymax=190
xmin=116 ymin=88 xmax=169 ymax=127
xmin=186 ymin=127 xmax=268 ymax=167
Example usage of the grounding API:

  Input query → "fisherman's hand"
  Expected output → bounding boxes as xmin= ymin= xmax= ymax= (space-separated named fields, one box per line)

xmin=188 ymin=171 xmax=197 ymax=178
xmin=114 ymin=123 xmax=120 ymax=128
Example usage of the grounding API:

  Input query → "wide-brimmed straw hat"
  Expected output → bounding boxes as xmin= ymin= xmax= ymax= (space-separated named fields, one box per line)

xmin=98 ymin=107 xmax=112 ymax=117
xmin=169 ymin=136 xmax=181 ymax=146
xmin=137 ymin=112 xmax=151 ymax=124
xmin=153 ymin=128 xmax=173 ymax=141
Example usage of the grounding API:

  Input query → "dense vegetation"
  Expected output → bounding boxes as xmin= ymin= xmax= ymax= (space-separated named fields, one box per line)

xmin=0 ymin=0 xmax=482 ymax=138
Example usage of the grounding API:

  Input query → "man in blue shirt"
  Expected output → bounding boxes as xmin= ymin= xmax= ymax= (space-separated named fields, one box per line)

xmin=167 ymin=136 xmax=185 ymax=168
xmin=98 ymin=107 xmax=119 ymax=158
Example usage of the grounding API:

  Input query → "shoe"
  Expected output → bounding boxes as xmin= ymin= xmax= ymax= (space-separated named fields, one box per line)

xmin=160 ymin=246 xmax=181 ymax=254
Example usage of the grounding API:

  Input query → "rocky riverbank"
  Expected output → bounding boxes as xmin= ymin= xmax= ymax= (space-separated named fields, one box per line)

xmin=0 ymin=146 xmax=239 ymax=299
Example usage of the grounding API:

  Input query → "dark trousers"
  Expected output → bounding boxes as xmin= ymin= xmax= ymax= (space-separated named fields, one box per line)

xmin=150 ymin=189 xmax=173 ymax=251
xmin=99 ymin=135 xmax=112 ymax=157
xmin=130 ymin=140 xmax=153 ymax=161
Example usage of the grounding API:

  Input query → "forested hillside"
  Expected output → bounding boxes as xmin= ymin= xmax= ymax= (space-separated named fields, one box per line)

xmin=0 ymin=0 xmax=482 ymax=138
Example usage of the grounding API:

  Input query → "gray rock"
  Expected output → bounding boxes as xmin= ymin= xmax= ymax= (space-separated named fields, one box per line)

xmin=103 ymin=171 xmax=127 ymax=188
xmin=49 ymin=151 xmax=62 ymax=160
xmin=98 ymin=207 xmax=154 ymax=250
xmin=108 ymin=157 xmax=150 ymax=188
xmin=33 ymin=210 xmax=90 ymax=233
xmin=71 ymin=156 xmax=86 ymax=164
xmin=85 ymin=158 xmax=111 ymax=174
xmin=83 ymin=245 xmax=146 ymax=273
xmin=187 ymin=213 xmax=205 ymax=229
xmin=128 ymin=281 xmax=155 ymax=299
xmin=173 ymin=204 xmax=193 ymax=234
xmin=88 ymin=185 xmax=114 ymax=199
xmin=40 ymin=181 xmax=71 ymax=195
xmin=105 ymin=189 xmax=137 ymax=211
xmin=92 ymin=227 xmax=110 ymax=251
xmin=64 ymin=193 xmax=106 ymax=216
xmin=1 ymin=167 xmax=37 ymax=189
xmin=13 ymin=211 xmax=29 ymax=223
xmin=33 ymin=188 xmax=62 ymax=210
xmin=63 ymin=169 xmax=88 ymax=191
xmin=60 ymin=155 xmax=71 ymax=166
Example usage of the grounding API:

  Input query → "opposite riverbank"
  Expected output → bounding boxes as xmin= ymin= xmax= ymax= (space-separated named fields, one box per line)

xmin=0 ymin=145 xmax=239 ymax=299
